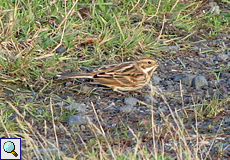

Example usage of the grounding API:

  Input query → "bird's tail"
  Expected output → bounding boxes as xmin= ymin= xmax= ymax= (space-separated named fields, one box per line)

xmin=57 ymin=73 xmax=93 ymax=79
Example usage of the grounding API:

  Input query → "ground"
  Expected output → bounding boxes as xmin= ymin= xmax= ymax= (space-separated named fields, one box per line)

xmin=0 ymin=0 xmax=230 ymax=159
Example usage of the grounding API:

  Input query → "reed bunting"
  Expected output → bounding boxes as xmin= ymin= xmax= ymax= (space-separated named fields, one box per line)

xmin=57 ymin=58 xmax=158 ymax=92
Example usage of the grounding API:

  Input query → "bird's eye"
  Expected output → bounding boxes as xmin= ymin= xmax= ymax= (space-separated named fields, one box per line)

xmin=148 ymin=61 xmax=151 ymax=64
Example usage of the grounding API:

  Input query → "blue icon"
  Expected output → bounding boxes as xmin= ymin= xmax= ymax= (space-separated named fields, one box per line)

xmin=3 ymin=141 xmax=18 ymax=157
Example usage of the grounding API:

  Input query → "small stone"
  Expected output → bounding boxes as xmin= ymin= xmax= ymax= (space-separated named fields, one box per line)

xmin=144 ymin=95 xmax=158 ymax=104
xmin=65 ymin=82 xmax=73 ymax=87
xmin=173 ymin=75 xmax=185 ymax=82
xmin=56 ymin=46 xmax=67 ymax=54
xmin=202 ymin=60 xmax=212 ymax=65
xmin=124 ymin=98 xmax=138 ymax=106
xmin=56 ymin=102 xmax=64 ymax=107
xmin=227 ymin=51 xmax=230 ymax=56
xmin=214 ymin=80 xmax=220 ymax=86
xmin=104 ymin=102 xmax=115 ymax=110
xmin=224 ymin=116 xmax=230 ymax=123
xmin=68 ymin=115 xmax=87 ymax=126
xmin=210 ymin=3 xmax=220 ymax=15
xmin=217 ymin=54 xmax=228 ymax=61
xmin=156 ymin=105 xmax=168 ymax=113
xmin=169 ymin=46 xmax=180 ymax=51
xmin=181 ymin=74 xmax=196 ymax=86
xmin=212 ymin=39 xmax=220 ymax=45
xmin=66 ymin=103 xmax=87 ymax=112
xmin=198 ymin=53 xmax=206 ymax=58
xmin=38 ymin=148 xmax=58 ymax=154
xmin=81 ymin=85 xmax=92 ymax=93
xmin=173 ymin=74 xmax=196 ymax=86
xmin=80 ymin=125 xmax=86 ymax=130
xmin=223 ymin=93 xmax=228 ymax=98
xmin=220 ymin=73 xmax=230 ymax=78
xmin=192 ymin=76 xmax=208 ymax=89
xmin=162 ymin=46 xmax=179 ymax=52
xmin=208 ymin=82 xmax=215 ymax=88
xmin=26 ymin=98 xmax=33 ymax=102
xmin=151 ymin=75 xmax=161 ymax=83
xmin=37 ymin=109 xmax=43 ymax=114
xmin=162 ymin=80 xmax=174 ymax=86
xmin=120 ymin=105 xmax=134 ymax=113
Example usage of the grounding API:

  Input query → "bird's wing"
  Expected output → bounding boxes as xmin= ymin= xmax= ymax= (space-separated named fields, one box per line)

xmin=96 ymin=62 xmax=141 ymax=75
xmin=93 ymin=62 xmax=146 ymax=87
xmin=114 ymin=73 xmax=146 ymax=87
xmin=92 ymin=76 xmax=123 ymax=88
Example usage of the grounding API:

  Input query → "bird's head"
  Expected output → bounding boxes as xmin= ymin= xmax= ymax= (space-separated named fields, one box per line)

xmin=137 ymin=58 xmax=158 ymax=73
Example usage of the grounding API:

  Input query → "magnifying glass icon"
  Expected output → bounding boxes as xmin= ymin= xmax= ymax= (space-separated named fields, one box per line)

xmin=3 ymin=141 xmax=18 ymax=157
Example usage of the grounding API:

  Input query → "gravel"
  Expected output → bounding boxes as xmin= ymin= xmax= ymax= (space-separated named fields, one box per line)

xmin=56 ymin=37 xmax=230 ymax=158
xmin=144 ymin=95 xmax=158 ymax=105
xmin=124 ymin=97 xmax=138 ymax=106
xmin=120 ymin=105 xmax=134 ymax=113
xmin=191 ymin=76 xmax=208 ymax=89
xmin=65 ymin=102 xmax=87 ymax=112
xmin=181 ymin=74 xmax=196 ymax=86
xmin=68 ymin=115 xmax=88 ymax=126
xmin=56 ymin=46 xmax=67 ymax=54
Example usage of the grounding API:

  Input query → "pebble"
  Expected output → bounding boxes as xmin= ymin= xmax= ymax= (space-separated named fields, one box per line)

xmin=56 ymin=46 xmax=67 ymax=54
xmin=227 ymin=79 xmax=230 ymax=85
xmin=202 ymin=60 xmax=213 ymax=65
xmin=104 ymin=102 xmax=115 ymax=110
xmin=216 ymin=54 xmax=229 ymax=61
xmin=120 ymin=105 xmax=134 ymax=113
xmin=68 ymin=115 xmax=87 ymax=126
xmin=181 ymin=74 xmax=196 ymax=86
xmin=173 ymin=74 xmax=196 ymax=86
xmin=220 ymin=73 xmax=230 ymax=78
xmin=208 ymin=82 xmax=215 ymax=88
xmin=162 ymin=80 xmax=174 ymax=86
xmin=144 ymin=95 xmax=158 ymax=105
xmin=65 ymin=102 xmax=87 ymax=112
xmin=37 ymin=109 xmax=43 ymax=114
xmin=38 ymin=148 xmax=58 ymax=154
xmin=191 ymin=76 xmax=208 ymax=89
xmin=65 ymin=82 xmax=73 ymax=87
xmin=224 ymin=116 xmax=230 ymax=123
xmin=124 ymin=97 xmax=138 ymax=106
xmin=173 ymin=75 xmax=185 ymax=82
xmin=56 ymin=102 xmax=64 ymax=107
xmin=210 ymin=2 xmax=220 ymax=14
xmin=151 ymin=75 xmax=161 ymax=83
xmin=162 ymin=45 xmax=180 ymax=52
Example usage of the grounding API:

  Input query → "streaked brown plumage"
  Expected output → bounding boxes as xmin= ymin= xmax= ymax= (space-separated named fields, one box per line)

xmin=57 ymin=58 xmax=158 ymax=92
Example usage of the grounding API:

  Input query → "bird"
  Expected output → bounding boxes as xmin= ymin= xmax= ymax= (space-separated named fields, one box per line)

xmin=57 ymin=58 xmax=158 ymax=92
